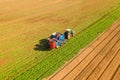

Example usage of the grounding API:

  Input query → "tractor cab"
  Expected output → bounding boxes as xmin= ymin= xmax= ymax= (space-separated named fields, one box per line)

xmin=64 ymin=29 xmax=75 ymax=39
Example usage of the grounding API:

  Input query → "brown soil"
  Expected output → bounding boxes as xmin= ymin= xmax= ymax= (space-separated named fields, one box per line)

xmin=0 ymin=58 xmax=7 ymax=66
xmin=26 ymin=16 xmax=70 ymax=24
xmin=0 ymin=0 xmax=120 ymax=79
xmin=47 ymin=19 xmax=120 ymax=80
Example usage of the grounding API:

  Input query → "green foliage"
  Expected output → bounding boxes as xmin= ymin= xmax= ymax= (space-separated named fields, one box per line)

xmin=14 ymin=5 xmax=120 ymax=80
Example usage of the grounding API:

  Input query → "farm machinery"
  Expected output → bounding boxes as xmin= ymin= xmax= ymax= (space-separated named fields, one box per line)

xmin=47 ymin=29 xmax=75 ymax=49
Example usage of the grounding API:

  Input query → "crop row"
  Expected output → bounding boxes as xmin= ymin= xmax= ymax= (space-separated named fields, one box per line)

xmin=14 ymin=5 xmax=120 ymax=80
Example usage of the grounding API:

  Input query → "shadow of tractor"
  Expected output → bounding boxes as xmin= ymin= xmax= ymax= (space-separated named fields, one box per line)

xmin=34 ymin=39 xmax=50 ymax=51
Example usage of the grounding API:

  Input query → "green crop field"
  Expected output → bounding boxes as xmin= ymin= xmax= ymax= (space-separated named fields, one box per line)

xmin=0 ymin=0 xmax=120 ymax=80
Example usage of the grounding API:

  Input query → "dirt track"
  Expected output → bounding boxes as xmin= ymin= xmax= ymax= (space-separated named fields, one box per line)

xmin=47 ymin=19 xmax=120 ymax=80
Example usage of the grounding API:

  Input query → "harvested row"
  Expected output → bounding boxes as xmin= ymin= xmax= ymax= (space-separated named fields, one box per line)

xmin=48 ymin=19 xmax=120 ymax=80
xmin=14 ymin=4 xmax=120 ymax=80
xmin=1 ymin=0 xmax=120 ymax=80
xmin=2 ymin=1 xmax=118 ymax=79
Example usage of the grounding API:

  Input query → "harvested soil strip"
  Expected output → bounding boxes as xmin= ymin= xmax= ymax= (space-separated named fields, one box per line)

xmin=47 ymin=19 xmax=120 ymax=80
xmin=111 ymin=65 xmax=120 ymax=80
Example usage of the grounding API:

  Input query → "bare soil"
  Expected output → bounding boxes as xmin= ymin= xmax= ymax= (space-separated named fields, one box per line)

xmin=47 ymin=19 xmax=120 ymax=80
xmin=0 ymin=0 xmax=120 ymax=79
